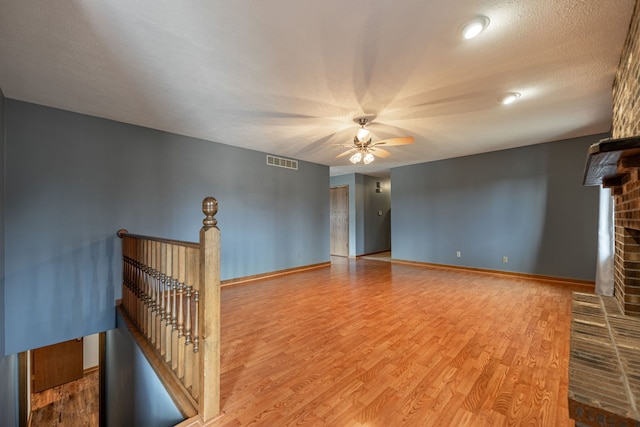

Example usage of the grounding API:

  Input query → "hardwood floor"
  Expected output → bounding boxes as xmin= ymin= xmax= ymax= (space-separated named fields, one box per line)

xmin=359 ymin=251 xmax=392 ymax=262
xmin=194 ymin=257 xmax=588 ymax=426
xmin=29 ymin=369 xmax=98 ymax=426
xmin=32 ymin=257 xmax=588 ymax=426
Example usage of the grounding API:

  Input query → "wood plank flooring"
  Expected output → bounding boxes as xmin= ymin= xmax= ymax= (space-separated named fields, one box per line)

xmin=191 ymin=257 xmax=588 ymax=426
xmin=29 ymin=369 xmax=98 ymax=426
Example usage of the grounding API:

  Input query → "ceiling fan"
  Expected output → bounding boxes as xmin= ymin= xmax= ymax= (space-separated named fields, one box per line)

xmin=335 ymin=116 xmax=414 ymax=164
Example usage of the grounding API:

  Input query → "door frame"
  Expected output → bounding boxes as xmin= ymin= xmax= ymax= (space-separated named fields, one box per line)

xmin=330 ymin=185 xmax=350 ymax=257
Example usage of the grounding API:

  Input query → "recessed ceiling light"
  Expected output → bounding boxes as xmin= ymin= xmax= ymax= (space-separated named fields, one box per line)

xmin=500 ymin=92 xmax=521 ymax=105
xmin=462 ymin=16 xmax=490 ymax=40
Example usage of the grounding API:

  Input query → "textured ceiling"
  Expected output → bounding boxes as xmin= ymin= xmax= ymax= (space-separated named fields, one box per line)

xmin=0 ymin=1 xmax=635 ymax=176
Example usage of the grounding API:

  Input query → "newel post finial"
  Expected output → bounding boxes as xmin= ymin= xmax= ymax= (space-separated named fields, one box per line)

xmin=202 ymin=197 xmax=218 ymax=228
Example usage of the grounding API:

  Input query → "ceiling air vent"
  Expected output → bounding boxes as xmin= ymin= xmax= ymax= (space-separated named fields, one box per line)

xmin=266 ymin=155 xmax=298 ymax=170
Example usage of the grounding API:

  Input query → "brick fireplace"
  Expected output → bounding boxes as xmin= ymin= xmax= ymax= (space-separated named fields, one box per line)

xmin=611 ymin=0 xmax=640 ymax=318
xmin=573 ymin=144 xmax=640 ymax=421
xmin=569 ymin=2 xmax=640 ymax=425
xmin=615 ymin=207 xmax=640 ymax=316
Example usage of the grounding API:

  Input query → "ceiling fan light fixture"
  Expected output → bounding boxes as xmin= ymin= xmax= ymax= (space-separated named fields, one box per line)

xmin=337 ymin=115 xmax=413 ymax=165
xmin=356 ymin=127 xmax=371 ymax=143
xmin=363 ymin=152 xmax=375 ymax=164
xmin=462 ymin=16 xmax=489 ymax=40
xmin=500 ymin=92 xmax=521 ymax=105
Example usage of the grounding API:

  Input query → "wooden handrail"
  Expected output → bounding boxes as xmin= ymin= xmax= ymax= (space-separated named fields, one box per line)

xmin=117 ymin=197 xmax=221 ymax=421
xmin=116 ymin=229 xmax=200 ymax=249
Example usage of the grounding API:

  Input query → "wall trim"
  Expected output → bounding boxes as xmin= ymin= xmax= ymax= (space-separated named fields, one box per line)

xmin=83 ymin=365 xmax=99 ymax=375
xmin=99 ymin=332 xmax=106 ymax=427
xmin=19 ymin=352 xmax=27 ymax=427
xmin=391 ymin=259 xmax=595 ymax=287
xmin=221 ymin=262 xmax=331 ymax=288
xmin=219 ymin=258 xmax=593 ymax=288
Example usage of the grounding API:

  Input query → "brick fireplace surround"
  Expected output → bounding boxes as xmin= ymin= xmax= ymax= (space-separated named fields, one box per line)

xmin=569 ymin=1 xmax=640 ymax=426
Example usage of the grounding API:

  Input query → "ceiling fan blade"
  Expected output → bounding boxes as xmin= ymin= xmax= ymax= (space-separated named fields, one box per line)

xmin=370 ymin=147 xmax=391 ymax=158
xmin=336 ymin=149 xmax=356 ymax=158
xmin=372 ymin=136 xmax=414 ymax=146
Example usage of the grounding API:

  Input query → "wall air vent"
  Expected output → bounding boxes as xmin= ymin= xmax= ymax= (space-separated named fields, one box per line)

xmin=266 ymin=155 xmax=298 ymax=170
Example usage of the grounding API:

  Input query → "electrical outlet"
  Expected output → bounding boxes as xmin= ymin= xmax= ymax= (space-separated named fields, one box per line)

xmin=502 ymin=256 xmax=508 ymax=263
xmin=456 ymin=251 xmax=461 ymax=258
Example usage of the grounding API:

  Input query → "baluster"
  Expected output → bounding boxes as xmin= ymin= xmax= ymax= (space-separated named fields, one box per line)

xmin=137 ymin=261 xmax=143 ymax=329
xmin=172 ymin=279 xmax=178 ymax=330
xmin=171 ymin=277 xmax=179 ymax=371
xmin=142 ymin=266 xmax=148 ymax=304
xmin=141 ymin=262 xmax=147 ymax=326
xmin=153 ymin=269 xmax=160 ymax=348
xmin=150 ymin=268 xmax=155 ymax=312
xmin=128 ymin=258 xmax=133 ymax=319
xmin=163 ymin=275 xmax=173 ymax=363
xmin=130 ymin=259 xmax=134 ymax=311
xmin=151 ymin=269 xmax=158 ymax=313
xmin=153 ymin=271 xmax=158 ymax=300
xmin=176 ymin=281 xmax=186 ymax=379
xmin=127 ymin=259 xmax=131 ymax=318
xmin=160 ymin=273 xmax=166 ymax=320
xmin=193 ymin=290 xmax=199 ymax=353
xmin=145 ymin=240 xmax=151 ymax=337
xmin=132 ymin=259 xmax=137 ymax=324
xmin=157 ymin=270 xmax=161 ymax=305
xmin=145 ymin=266 xmax=153 ymax=337
xmin=157 ymin=271 xmax=162 ymax=342
xmin=129 ymin=256 xmax=133 ymax=316
xmin=153 ymin=241 xmax=161 ymax=347
xmin=178 ymin=283 xmax=184 ymax=338
xmin=125 ymin=257 xmax=129 ymax=316
xmin=122 ymin=256 xmax=127 ymax=315
xmin=131 ymin=256 xmax=136 ymax=317
xmin=140 ymin=264 xmax=146 ymax=334
xmin=185 ymin=286 xmax=192 ymax=345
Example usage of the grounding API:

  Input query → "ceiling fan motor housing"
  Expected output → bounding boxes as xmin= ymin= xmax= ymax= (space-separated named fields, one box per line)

xmin=353 ymin=115 xmax=375 ymax=127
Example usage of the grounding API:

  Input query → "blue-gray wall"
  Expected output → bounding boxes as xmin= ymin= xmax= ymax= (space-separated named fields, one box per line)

xmin=330 ymin=174 xmax=392 ymax=256
xmin=106 ymin=311 xmax=183 ymax=427
xmin=4 ymin=99 xmax=329 ymax=354
xmin=391 ymin=134 xmax=602 ymax=281
xmin=0 ymin=355 xmax=17 ymax=427
xmin=0 ymin=88 xmax=18 ymax=427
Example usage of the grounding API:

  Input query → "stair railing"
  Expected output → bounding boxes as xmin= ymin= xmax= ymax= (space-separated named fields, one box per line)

xmin=117 ymin=197 xmax=220 ymax=421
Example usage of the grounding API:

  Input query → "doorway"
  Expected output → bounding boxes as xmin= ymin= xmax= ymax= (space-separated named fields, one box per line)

xmin=31 ymin=338 xmax=84 ymax=393
xmin=20 ymin=334 xmax=103 ymax=426
xmin=330 ymin=186 xmax=349 ymax=257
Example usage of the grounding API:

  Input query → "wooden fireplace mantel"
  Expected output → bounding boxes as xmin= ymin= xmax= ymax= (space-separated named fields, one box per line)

xmin=583 ymin=136 xmax=640 ymax=190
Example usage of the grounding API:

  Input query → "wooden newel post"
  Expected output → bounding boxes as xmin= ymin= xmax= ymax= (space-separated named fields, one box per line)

xmin=199 ymin=197 xmax=221 ymax=420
